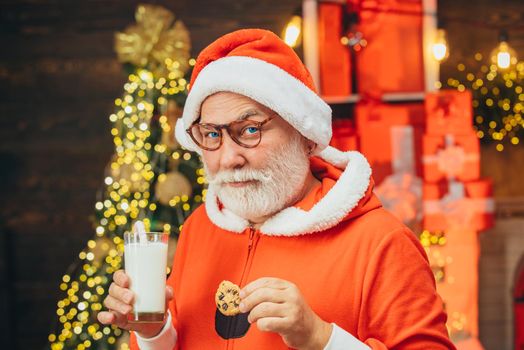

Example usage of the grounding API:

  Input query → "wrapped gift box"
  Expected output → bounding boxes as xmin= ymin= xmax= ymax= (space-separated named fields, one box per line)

xmin=331 ymin=119 xmax=359 ymax=151
xmin=318 ymin=2 xmax=352 ymax=96
xmin=423 ymin=179 xmax=494 ymax=231
xmin=425 ymin=90 xmax=474 ymax=136
xmin=353 ymin=0 xmax=425 ymax=94
xmin=356 ymin=101 xmax=425 ymax=184
xmin=422 ymin=132 xmax=480 ymax=182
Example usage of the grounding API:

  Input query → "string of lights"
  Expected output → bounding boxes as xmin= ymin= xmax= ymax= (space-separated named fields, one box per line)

xmin=446 ymin=55 xmax=524 ymax=151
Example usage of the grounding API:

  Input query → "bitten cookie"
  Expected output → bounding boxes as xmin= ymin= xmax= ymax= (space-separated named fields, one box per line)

xmin=215 ymin=280 xmax=241 ymax=316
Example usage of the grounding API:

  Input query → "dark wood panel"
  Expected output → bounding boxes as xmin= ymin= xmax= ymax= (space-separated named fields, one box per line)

xmin=12 ymin=232 xmax=94 ymax=281
xmin=14 ymin=282 xmax=70 ymax=349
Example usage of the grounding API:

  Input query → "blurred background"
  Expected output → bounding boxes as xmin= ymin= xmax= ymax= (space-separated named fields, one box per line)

xmin=0 ymin=0 xmax=523 ymax=349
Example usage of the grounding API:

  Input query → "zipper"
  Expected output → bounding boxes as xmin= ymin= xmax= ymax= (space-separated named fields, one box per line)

xmin=227 ymin=224 xmax=260 ymax=350
xmin=239 ymin=225 xmax=256 ymax=288
xmin=240 ymin=225 xmax=259 ymax=286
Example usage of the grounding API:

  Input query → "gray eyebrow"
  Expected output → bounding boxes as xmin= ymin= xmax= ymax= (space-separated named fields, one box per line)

xmin=198 ymin=108 xmax=265 ymax=124
xmin=237 ymin=108 xmax=262 ymax=120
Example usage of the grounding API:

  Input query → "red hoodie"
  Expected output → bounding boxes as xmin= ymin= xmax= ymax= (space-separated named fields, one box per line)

xmin=130 ymin=149 xmax=456 ymax=349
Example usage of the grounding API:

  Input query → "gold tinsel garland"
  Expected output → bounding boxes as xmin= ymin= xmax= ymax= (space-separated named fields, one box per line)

xmin=115 ymin=4 xmax=191 ymax=78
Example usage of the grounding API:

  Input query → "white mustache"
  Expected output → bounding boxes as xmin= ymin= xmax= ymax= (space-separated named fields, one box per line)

xmin=207 ymin=168 xmax=272 ymax=185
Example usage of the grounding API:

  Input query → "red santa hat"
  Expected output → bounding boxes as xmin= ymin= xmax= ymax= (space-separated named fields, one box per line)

xmin=175 ymin=28 xmax=332 ymax=154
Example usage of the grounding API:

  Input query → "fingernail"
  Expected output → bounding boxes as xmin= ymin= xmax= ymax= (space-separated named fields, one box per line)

xmin=239 ymin=302 xmax=245 ymax=312
xmin=239 ymin=290 xmax=245 ymax=298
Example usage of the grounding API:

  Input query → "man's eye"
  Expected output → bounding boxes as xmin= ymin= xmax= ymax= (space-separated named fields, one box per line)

xmin=242 ymin=126 xmax=260 ymax=135
xmin=204 ymin=131 xmax=220 ymax=139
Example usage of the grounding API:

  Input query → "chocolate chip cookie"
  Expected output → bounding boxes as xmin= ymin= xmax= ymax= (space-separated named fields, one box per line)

xmin=215 ymin=280 xmax=241 ymax=316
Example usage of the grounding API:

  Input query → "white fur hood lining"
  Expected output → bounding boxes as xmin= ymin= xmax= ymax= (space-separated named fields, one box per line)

xmin=204 ymin=147 xmax=372 ymax=236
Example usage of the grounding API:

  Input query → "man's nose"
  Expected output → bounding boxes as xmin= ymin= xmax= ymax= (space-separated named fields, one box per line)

xmin=218 ymin=131 xmax=247 ymax=170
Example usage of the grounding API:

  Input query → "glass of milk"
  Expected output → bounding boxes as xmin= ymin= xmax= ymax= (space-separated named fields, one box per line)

xmin=124 ymin=230 xmax=169 ymax=323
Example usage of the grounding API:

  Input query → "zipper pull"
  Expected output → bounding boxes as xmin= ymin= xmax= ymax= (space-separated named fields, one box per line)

xmin=247 ymin=225 xmax=256 ymax=250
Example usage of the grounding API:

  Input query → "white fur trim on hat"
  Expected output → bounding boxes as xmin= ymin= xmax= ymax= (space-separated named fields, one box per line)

xmin=204 ymin=147 xmax=373 ymax=236
xmin=175 ymin=56 xmax=332 ymax=153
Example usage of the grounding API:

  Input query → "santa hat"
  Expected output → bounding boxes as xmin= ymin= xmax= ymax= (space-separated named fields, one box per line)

xmin=175 ymin=28 xmax=332 ymax=154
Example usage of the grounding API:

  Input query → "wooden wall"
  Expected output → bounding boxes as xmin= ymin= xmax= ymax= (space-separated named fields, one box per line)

xmin=0 ymin=0 xmax=522 ymax=349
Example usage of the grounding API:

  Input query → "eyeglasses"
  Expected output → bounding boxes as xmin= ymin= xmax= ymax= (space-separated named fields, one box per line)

xmin=186 ymin=117 xmax=273 ymax=151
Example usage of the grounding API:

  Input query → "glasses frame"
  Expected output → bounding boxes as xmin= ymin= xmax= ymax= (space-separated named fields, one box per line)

xmin=186 ymin=116 xmax=274 ymax=151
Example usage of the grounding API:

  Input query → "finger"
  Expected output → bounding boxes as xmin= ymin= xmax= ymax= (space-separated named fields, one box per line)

xmin=256 ymin=317 xmax=288 ymax=333
xmin=97 ymin=311 xmax=116 ymax=325
xmin=103 ymin=295 xmax=133 ymax=315
xmin=108 ymin=283 xmax=134 ymax=304
xmin=97 ymin=310 xmax=130 ymax=330
xmin=240 ymin=277 xmax=289 ymax=298
xmin=239 ymin=287 xmax=286 ymax=313
xmin=166 ymin=285 xmax=173 ymax=301
xmin=247 ymin=301 xmax=287 ymax=324
xmin=164 ymin=286 xmax=173 ymax=310
xmin=113 ymin=270 xmax=131 ymax=288
xmin=111 ymin=310 xmax=131 ymax=329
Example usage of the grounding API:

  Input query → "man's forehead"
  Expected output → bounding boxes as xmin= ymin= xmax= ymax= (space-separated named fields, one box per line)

xmin=200 ymin=92 xmax=277 ymax=123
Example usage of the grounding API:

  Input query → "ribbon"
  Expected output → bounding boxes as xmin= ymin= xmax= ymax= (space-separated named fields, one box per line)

xmin=423 ymin=180 xmax=495 ymax=229
xmin=114 ymin=4 xmax=191 ymax=77
xmin=422 ymin=134 xmax=479 ymax=179
xmin=376 ymin=125 xmax=423 ymax=225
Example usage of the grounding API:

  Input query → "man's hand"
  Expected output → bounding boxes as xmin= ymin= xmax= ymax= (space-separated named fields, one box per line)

xmin=97 ymin=270 xmax=173 ymax=339
xmin=239 ymin=277 xmax=333 ymax=350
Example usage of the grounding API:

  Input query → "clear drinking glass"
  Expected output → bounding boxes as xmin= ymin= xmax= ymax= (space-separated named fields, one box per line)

xmin=123 ymin=231 xmax=169 ymax=323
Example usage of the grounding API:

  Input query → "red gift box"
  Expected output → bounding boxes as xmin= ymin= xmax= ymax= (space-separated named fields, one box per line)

xmin=422 ymin=132 xmax=480 ymax=182
xmin=425 ymin=90 xmax=474 ymax=136
xmin=356 ymin=101 xmax=425 ymax=184
xmin=354 ymin=0 xmax=425 ymax=94
xmin=423 ymin=179 xmax=494 ymax=232
xmin=331 ymin=119 xmax=359 ymax=151
xmin=318 ymin=3 xmax=352 ymax=96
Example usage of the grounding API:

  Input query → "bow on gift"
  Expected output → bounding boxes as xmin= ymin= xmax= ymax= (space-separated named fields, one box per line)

xmin=433 ymin=95 xmax=460 ymax=121
xmin=376 ymin=172 xmax=423 ymax=225
xmin=423 ymin=180 xmax=495 ymax=230
xmin=423 ymin=135 xmax=479 ymax=179
xmin=375 ymin=126 xmax=423 ymax=226
xmin=115 ymin=4 xmax=191 ymax=77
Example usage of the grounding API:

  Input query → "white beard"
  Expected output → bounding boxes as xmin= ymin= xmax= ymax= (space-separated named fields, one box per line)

xmin=204 ymin=134 xmax=311 ymax=221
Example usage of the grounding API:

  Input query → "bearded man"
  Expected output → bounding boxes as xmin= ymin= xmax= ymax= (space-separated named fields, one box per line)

xmin=98 ymin=29 xmax=456 ymax=350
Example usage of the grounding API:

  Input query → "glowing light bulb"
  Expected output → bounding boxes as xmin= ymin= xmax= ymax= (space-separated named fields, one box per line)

xmin=283 ymin=15 xmax=302 ymax=48
xmin=432 ymin=29 xmax=449 ymax=62
xmin=490 ymin=31 xmax=517 ymax=70
xmin=496 ymin=43 xmax=512 ymax=69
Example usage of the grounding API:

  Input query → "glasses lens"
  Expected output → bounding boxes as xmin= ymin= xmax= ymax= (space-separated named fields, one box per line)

xmin=229 ymin=120 xmax=262 ymax=147
xmin=191 ymin=124 xmax=221 ymax=150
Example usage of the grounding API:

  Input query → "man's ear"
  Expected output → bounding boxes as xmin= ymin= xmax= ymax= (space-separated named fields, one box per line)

xmin=305 ymin=140 xmax=317 ymax=156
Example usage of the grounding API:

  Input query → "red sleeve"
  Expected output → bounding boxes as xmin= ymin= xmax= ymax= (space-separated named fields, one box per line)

xmin=129 ymin=331 xmax=139 ymax=349
xmin=358 ymin=228 xmax=456 ymax=350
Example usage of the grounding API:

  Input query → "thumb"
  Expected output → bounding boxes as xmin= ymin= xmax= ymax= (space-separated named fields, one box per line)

xmin=165 ymin=285 xmax=174 ymax=302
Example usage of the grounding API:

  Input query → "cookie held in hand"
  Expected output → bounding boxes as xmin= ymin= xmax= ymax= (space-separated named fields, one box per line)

xmin=215 ymin=280 xmax=241 ymax=316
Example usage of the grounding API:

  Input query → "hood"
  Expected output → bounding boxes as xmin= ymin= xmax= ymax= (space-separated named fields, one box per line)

xmin=205 ymin=146 xmax=382 ymax=236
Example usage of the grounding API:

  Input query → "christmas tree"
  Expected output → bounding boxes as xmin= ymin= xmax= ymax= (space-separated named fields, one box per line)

xmin=48 ymin=5 xmax=204 ymax=349
xmin=446 ymin=53 xmax=524 ymax=152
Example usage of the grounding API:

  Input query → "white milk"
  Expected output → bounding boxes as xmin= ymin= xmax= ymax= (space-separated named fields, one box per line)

xmin=124 ymin=241 xmax=168 ymax=313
